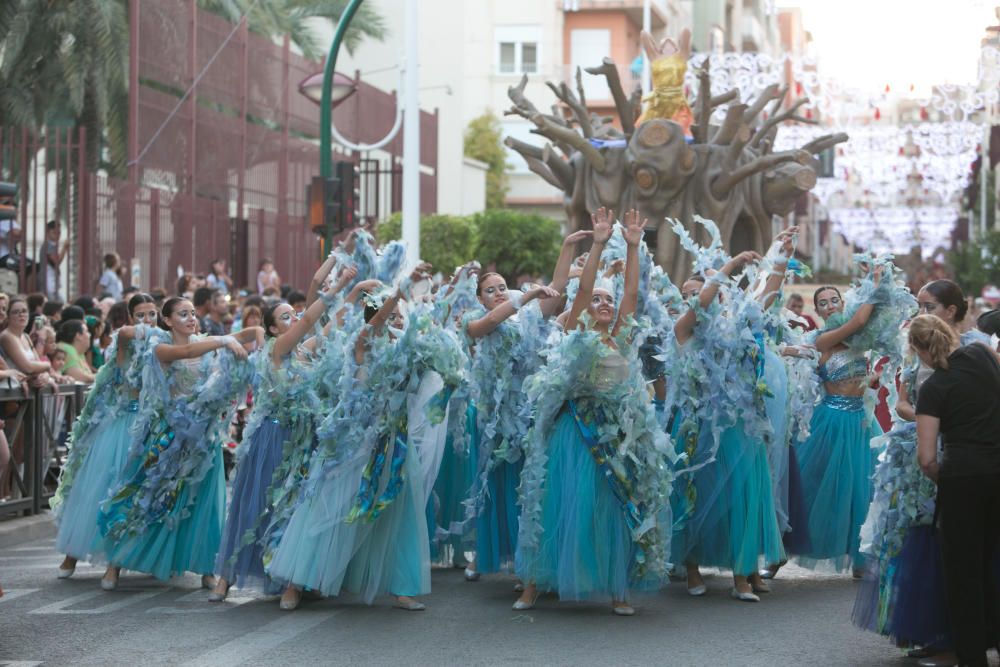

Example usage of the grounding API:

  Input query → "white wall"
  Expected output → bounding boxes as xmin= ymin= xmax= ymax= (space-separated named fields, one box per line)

xmin=461 ymin=158 xmax=488 ymax=215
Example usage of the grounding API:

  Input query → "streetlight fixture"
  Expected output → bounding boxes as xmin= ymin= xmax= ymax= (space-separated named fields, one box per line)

xmin=298 ymin=71 xmax=357 ymax=107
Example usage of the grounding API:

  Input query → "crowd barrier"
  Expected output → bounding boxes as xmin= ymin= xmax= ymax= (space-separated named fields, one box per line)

xmin=0 ymin=384 xmax=89 ymax=518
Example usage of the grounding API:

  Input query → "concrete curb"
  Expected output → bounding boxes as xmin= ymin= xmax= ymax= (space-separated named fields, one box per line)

xmin=0 ymin=512 xmax=56 ymax=548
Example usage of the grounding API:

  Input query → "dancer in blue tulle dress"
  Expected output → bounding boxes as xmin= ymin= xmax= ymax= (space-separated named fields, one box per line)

xmin=267 ymin=270 xmax=466 ymax=611
xmin=792 ymin=258 xmax=915 ymax=575
xmin=210 ymin=262 xmax=355 ymax=601
xmin=514 ymin=209 xmax=674 ymax=615
xmin=853 ymin=280 xmax=988 ymax=661
xmin=460 ymin=258 xmax=566 ymax=580
xmin=53 ymin=294 xmax=159 ymax=579
xmin=99 ymin=297 xmax=260 ymax=590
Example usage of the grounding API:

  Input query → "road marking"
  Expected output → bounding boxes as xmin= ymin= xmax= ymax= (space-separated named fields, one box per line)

xmin=147 ymin=589 xmax=257 ymax=614
xmin=0 ymin=661 xmax=44 ymax=666
xmin=0 ymin=589 xmax=39 ymax=604
xmin=28 ymin=589 xmax=161 ymax=615
xmin=0 ymin=561 xmax=102 ymax=570
xmin=178 ymin=610 xmax=340 ymax=667
xmin=6 ymin=545 xmax=55 ymax=552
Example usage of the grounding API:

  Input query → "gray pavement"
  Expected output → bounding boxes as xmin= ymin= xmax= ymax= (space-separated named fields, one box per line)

xmin=0 ymin=533 xmax=953 ymax=667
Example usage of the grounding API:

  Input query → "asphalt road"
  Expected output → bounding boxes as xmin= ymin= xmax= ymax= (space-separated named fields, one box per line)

xmin=0 ymin=535 xmax=974 ymax=667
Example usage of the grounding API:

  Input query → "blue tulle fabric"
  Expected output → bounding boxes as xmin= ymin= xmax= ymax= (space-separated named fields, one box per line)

xmin=216 ymin=419 xmax=290 ymax=592
xmin=795 ymin=399 xmax=881 ymax=570
xmin=475 ymin=459 xmax=522 ymax=574
xmin=54 ymin=410 xmax=138 ymax=563
xmin=101 ymin=330 xmax=251 ymax=579
xmin=427 ymin=398 xmax=477 ymax=560
xmin=517 ymin=326 xmax=675 ymax=596
xmin=672 ymin=420 xmax=786 ymax=575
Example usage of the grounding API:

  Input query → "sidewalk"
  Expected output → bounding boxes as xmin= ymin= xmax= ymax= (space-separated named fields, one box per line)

xmin=0 ymin=512 xmax=55 ymax=549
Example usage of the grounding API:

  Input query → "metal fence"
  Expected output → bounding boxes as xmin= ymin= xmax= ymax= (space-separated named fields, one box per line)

xmin=0 ymin=385 xmax=88 ymax=518
xmin=0 ymin=0 xmax=439 ymax=298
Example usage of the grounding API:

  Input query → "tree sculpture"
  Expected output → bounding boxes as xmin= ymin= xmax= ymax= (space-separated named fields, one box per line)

xmin=503 ymin=29 xmax=849 ymax=279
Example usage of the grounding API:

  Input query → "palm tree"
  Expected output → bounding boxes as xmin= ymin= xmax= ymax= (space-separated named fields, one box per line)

xmin=0 ymin=0 xmax=387 ymax=176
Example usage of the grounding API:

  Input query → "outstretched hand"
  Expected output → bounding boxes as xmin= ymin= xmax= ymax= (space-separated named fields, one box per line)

xmin=723 ymin=250 xmax=762 ymax=275
xmin=622 ymin=209 xmax=649 ymax=246
xmin=591 ymin=208 xmax=614 ymax=244
xmin=563 ymin=229 xmax=593 ymax=246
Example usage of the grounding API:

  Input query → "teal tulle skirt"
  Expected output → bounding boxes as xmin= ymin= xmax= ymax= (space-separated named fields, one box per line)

xmin=516 ymin=407 xmax=634 ymax=601
xmin=55 ymin=412 xmax=137 ymax=563
xmin=427 ymin=403 xmax=476 ymax=561
xmin=795 ymin=396 xmax=880 ymax=570
xmin=672 ymin=420 xmax=785 ymax=576
xmin=475 ymin=457 xmax=521 ymax=574
xmin=267 ymin=437 xmax=431 ymax=602
xmin=101 ymin=445 xmax=226 ymax=580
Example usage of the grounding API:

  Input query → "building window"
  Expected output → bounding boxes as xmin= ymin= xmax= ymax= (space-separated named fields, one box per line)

xmin=496 ymin=26 xmax=541 ymax=75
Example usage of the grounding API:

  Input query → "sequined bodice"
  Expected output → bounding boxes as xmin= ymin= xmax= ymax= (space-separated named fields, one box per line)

xmin=587 ymin=351 xmax=629 ymax=396
xmin=817 ymin=349 xmax=867 ymax=384
xmin=170 ymin=357 xmax=203 ymax=397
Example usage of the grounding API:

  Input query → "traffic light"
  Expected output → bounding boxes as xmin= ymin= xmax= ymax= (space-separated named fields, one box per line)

xmin=307 ymin=161 xmax=360 ymax=237
xmin=0 ymin=181 xmax=16 ymax=221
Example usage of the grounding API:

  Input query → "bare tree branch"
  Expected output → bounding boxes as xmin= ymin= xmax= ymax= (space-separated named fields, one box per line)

xmin=742 ymin=83 xmax=782 ymax=126
xmin=694 ymin=62 xmax=712 ymax=144
xmin=543 ymin=142 xmax=575 ymax=190
xmin=527 ymin=111 xmax=606 ymax=171
xmin=711 ymin=103 xmax=748 ymax=145
xmin=584 ymin=58 xmax=635 ymax=136
xmin=575 ymin=66 xmax=588 ymax=109
xmin=546 ymin=81 xmax=594 ymax=138
xmin=802 ymin=132 xmax=849 ymax=154
xmin=711 ymin=149 xmax=811 ymax=198
xmin=710 ymin=89 xmax=740 ymax=109
xmin=751 ymin=98 xmax=815 ymax=147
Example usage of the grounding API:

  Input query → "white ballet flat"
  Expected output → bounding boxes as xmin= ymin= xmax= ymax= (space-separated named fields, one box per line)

xmin=687 ymin=584 xmax=707 ymax=597
xmin=730 ymin=588 xmax=760 ymax=603
xmin=612 ymin=604 xmax=635 ymax=616
xmin=100 ymin=577 xmax=118 ymax=591
xmin=207 ymin=589 xmax=229 ymax=603
xmin=463 ymin=567 xmax=480 ymax=582
xmin=393 ymin=599 xmax=426 ymax=611
xmin=57 ymin=566 xmax=76 ymax=579
xmin=512 ymin=594 xmax=538 ymax=611
xmin=279 ymin=595 xmax=300 ymax=611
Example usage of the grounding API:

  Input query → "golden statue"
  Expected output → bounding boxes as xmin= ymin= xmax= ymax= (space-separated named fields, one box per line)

xmin=638 ymin=29 xmax=693 ymax=137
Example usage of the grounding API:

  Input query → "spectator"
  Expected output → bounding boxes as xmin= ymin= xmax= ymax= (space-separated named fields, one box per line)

xmin=74 ymin=295 xmax=95 ymax=312
xmin=106 ymin=301 xmax=129 ymax=332
xmin=27 ymin=293 xmax=46 ymax=319
xmin=60 ymin=305 xmax=84 ymax=323
xmin=0 ymin=210 xmax=23 ymax=271
xmin=150 ymin=287 xmax=167 ymax=309
xmin=785 ymin=293 xmax=818 ymax=331
xmin=96 ymin=296 xmax=115 ymax=320
xmin=56 ymin=319 xmax=95 ymax=383
xmin=176 ymin=273 xmax=197 ymax=299
xmin=206 ymin=258 xmax=233 ymax=296
xmin=97 ymin=253 xmax=123 ymax=301
xmin=122 ymin=285 xmax=139 ymax=301
xmin=42 ymin=301 xmax=63 ymax=325
xmin=0 ymin=292 xmax=9 ymax=330
xmin=37 ymin=221 xmax=69 ymax=301
xmin=200 ymin=289 xmax=229 ymax=337
xmin=239 ymin=305 xmax=262 ymax=331
xmin=913 ymin=314 xmax=1000 ymax=667
xmin=49 ymin=348 xmax=67 ymax=374
xmin=84 ymin=316 xmax=105 ymax=370
xmin=193 ymin=287 xmax=214 ymax=324
xmin=257 ymin=258 xmax=280 ymax=295
xmin=287 ymin=290 xmax=307 ymax=316
xmin=0 ymin=297 xmax=54 ymax=387
xmin=31 ymin=325 xmax=55 ymax=363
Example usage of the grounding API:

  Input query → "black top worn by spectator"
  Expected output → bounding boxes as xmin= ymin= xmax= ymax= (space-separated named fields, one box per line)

xmin=916 ymin=343 xmax=1000 ymax=476
xmin=978 ymin=308 xmax=1000 ymax=336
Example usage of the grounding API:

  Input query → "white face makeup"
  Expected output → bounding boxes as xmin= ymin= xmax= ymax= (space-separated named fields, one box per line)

xmin=132 ymin=303 xmax=158 ymax=327
xmin=681 ymin=279 xmax=703 ymax=301
xmin=478 ymin=275 xmax=509 ymax=311
xmin=589 ymin=289 xmax=616 ymax=324
xmin=168 ymin=301 xmax=198 ymax=334
xmin=814 ymin=290 xmax=843 ymax=319
xmin=270 ymin=304 xmax=294 ymax=336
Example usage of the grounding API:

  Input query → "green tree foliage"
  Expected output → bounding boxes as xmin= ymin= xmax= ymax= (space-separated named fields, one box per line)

xmin=377 ymin=212 xmax=478 ymax=276
xmin=472 ymin=209 xmax=561 ymax=282
xmin=0 ymin=1 xmax=386 ymax=174
xmin=949 ymin=229 xmax=1000 ymax=297
xmin=463 ymin=113 xmax=510 ymax=210
xmin=376 ymin=209 xmax=563 ymax=283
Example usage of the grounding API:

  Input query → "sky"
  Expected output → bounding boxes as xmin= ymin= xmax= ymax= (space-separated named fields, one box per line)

xmin=776 ymin=0 xmax=998 ymax=95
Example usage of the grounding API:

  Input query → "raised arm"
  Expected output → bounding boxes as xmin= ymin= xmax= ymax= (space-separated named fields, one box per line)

xmin=275 ymin=270 xmax=355 ymax=360
xmin=155 ymin=335 xmax=248 ymax=364
xmin=813 ymin=266 xmax=882 ymax=352
xmin=674 ymin=251 xmax=761 ymax=346
xmin=757 ymin=227 xmax=798 ymax=309
xmin=541 ymin=229 xmax=593 ymax=318
xmin=465 ymin=284 xmax=559 ymax=339
xmin=305 ymin=250 xmax=342 ymax=308
xmin=613 ymin=210 xmax=648 ymax=335
xmin=565 ymin=208 xmax=614 ymax=332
